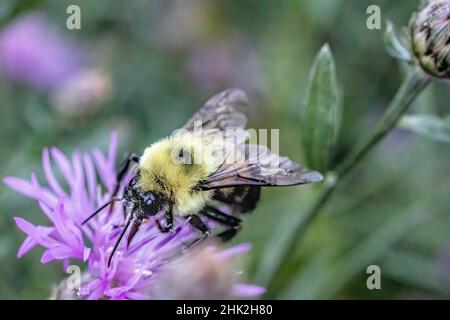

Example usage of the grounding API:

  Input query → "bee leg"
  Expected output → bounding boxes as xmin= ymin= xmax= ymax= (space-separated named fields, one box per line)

xmin=216 ymin=226 xmax=241 ymax=242
xmin=188 ymin=214 xmax=210 ymax=236
xmin=183 ymin=214 xmax=210 ymax=248
xmin=155 ymin=209 xmax=174 ymax=233
xmin=202 ymin=206 xmax=241 ymax=225
xmin=126 ymin=219 xmax=143 ymax=247
xmin=110 ymin=153 xmax=140 ymax=214
xmin=201 ymin=206 xmax=242 ymax=242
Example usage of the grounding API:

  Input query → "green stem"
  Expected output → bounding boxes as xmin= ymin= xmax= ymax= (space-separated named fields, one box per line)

xmin=265 ymin=68 xmax=431 ymax=296
xmin=336 ymin=69 xmax=430 ymax=178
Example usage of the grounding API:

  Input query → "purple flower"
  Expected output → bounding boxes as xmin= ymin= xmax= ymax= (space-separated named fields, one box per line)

xmin=150 ymin=242 xmax=265 ymax=299
xmin=0 ymin=12 xmax=85 ymax=90
xmin=3 ymin=132 xmax=264 ymax=300
xmin=185 ymin=40 xmax=266 ymax=94
xmin=410 ymin=0 xmax=450 ymax=80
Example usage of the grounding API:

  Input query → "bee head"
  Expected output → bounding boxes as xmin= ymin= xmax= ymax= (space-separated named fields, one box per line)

xmin=142 ymin=191 xmax=166 ymax=216
xmin=122 ymin=176 xmax=167 ymax=219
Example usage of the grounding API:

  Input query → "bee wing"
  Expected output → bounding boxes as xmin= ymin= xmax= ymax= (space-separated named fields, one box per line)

xmin=200 ymin=144 xmax=323 ymax=189
xmin=183 ymin=88 xmax=248 ymax=131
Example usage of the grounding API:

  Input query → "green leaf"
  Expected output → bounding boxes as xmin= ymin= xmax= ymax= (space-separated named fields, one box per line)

xmin=399 ymin=114 xmax=450 ymax=143
xmin=383 ymin=21 xmax=412 ymax=62
xmin=301 ymin=44 xmax=340 ymax=172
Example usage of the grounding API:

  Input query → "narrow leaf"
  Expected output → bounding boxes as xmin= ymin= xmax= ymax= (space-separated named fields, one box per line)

xmin=383 ymin=21 xmax=413 ymax=62
xmin=399 ymin=114 xmax=450 ymax=143
xmin=301 ymin=44 xmax=340 ymax=172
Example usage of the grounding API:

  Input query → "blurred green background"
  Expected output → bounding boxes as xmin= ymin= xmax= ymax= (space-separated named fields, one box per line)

xmin=1 ymin=0 xmax=450 ymax=299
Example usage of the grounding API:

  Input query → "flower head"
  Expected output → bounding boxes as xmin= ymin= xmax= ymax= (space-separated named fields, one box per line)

xmin=410 ymin=0 xmax=450 ymax=79
xmin=151 ymin=242 xmax=265 ymax=299
xmin=3 ymin=133 xmax=264 ymax=300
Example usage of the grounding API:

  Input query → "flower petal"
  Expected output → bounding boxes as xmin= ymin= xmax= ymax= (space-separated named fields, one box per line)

xmin=4 ymin=177 xmax=38 ymax=199
xmin=30 ymin=173 xmax=58 ymax=207
xmin=218 ymin=243 xmax=252 ymax=261
xmin=83 ymin=153 xmax=97 ymax=205
xmin=127 ymin=234 xmax=157 ymax=256
xmin=41 ymin=249 xmax=55 ymax=263
xmin=39 ymin=201 xmax=83 ymax=251
xmin=50 ymin=147 xmax=74 ymax=186
xmin=17 ymin=236 xmax=37 ymax=258
xmin=79 ymin=279 xmax=101 ymax=296
xmin=87 ymin=286 xmax=104 ymax=300
xmin=154 ymin=226 xmax=182 ymax=250
xmin=42 ymin=148 xmax=65 ymax=196
xmin=14 ymin=217 xmax=55 ymax=248
xmin=92 ymin=149 xmax=114 ymax=191
xmin=124 ymin=291 xmax=149 ymax=300
xmin=232 ymin=284 xmax=266 ymax=297
xmin=49 ymin=244 xmax=79 ymax=260
xmin=104 ymin=286 xmax=129 ymax=297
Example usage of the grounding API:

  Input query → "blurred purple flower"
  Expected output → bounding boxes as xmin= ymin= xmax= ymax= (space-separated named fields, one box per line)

xmin=186 ymin=43 xmax=235 ymax=90
xmin=185 ymin=39 xmax=267 ymax=95
xmin=151 ymin=242 xmax=265 ymax=299
xmin=3 ymin=132 xmax=264 ymax=300
xmin=50 ymin=68 xmax=112 ymax=119
xmin=0 ymin=12 xmax=85 ymax=90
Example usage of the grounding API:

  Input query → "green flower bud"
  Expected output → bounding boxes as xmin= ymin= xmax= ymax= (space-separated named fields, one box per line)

xmin=410 ymin=0 xmax=450 ymax=79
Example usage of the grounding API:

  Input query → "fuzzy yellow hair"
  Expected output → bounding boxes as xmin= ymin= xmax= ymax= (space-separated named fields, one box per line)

xmin=138 ymin=132 xmax=220 ymax=215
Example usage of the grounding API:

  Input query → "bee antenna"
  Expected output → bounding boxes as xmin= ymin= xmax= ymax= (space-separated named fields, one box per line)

xmin=108 ymin=214 xmax=133 ymax=268
xmin=82 ymin=197 xmax=121 ymax=225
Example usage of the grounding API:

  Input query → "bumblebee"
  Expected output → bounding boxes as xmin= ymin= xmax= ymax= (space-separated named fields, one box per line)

xmin=82 ymin=89 xmax=323 ymax=266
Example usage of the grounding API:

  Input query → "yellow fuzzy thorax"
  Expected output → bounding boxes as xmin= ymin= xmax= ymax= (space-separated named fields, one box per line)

xmin=137 ymin=132 xmax=221 ymax=215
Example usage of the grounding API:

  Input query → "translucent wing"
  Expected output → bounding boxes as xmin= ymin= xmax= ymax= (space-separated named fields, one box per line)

xmin=183 ymin=88 xmax=248 ymax=131
xmin=200 ymin=144 xmax=323 ymax=189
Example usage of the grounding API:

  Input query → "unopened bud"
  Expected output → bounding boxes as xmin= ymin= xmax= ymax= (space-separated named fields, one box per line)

xmin=410 ymin=0 xmax=450 ymax=78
